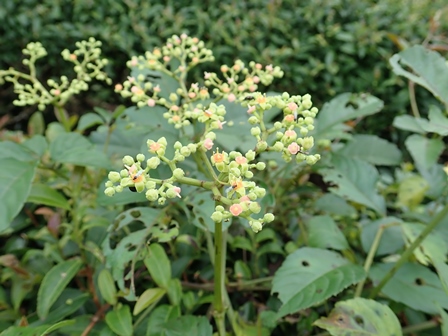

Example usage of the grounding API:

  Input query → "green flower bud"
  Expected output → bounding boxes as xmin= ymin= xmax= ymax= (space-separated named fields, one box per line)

xmin=146 ymin=189 xmax=159 ymax=201
xmin=136 ymin=154 xmax=145 ymax=162
xmin=215 ymin=205 xmax=225 ymax=212
xmin=169 ymin=93 xmax=178 ymax=101
xmin=254 ymin=187 xmax=266 ymax=198
xmin=248 ymin=116 xmax=258 ymax=125
xmin=256 ymin=162 xmax=266 ymax=170
xmin=211 ymin=211 xmax=223 ymax=222
xmin=256 ymin=141 xmax=268 ymax=152
xmin=180 ymin=146 xmax=191 ymax=156
xmin=263 ymin=213 xmax=275 ymax=223
xmin=302 ymin=137 xmax=314 ymax=150
xmin=300 ymin=128 xmax=309 ymax=136
xmin=170 ymin=168 xmax=183 ymax=179
xmin=108 ymin=171 xmax=121 ymax=183
xmin=205 ymin=132 xmax=216 ymax=140
xmin=249 ymin=202 xmax=261 ymax=214
xmin=158 ymin=137 xmax=167 ymax=146
xmin=304 ymin=116 xmax=313 ymax=125
xmin=104 ymin=187 xmax=115 ymax=196
xmin=272 ymin=141 xmax=284 ymax=151
xmin=105 ymin=181 xmax=113 ymax=188
xmin=282 ymin=92 xmax=290 ymax=100
xmin=251 ymin=127 xmax=261 ymax=136
xmin=229 ymin=168 xmax=241 ymax=177
xmin=250 ymin=220 xmax=263 ymax=233
xmin=245 ymin=150 xmax=256 ymax=161
xmin=135 ymin=181 xmax=145 ymax=193
xmin=115 ymin=185 xmax=123 ymax=192
xmin=244 ymin=171 xmax=254 ymax=178
xmin=147 ymin=157 xmax=161 ymax=169
xmin=274 ymin=122 xmax=282 ymax=130
xmin=174 ymin=141 xmax=182 ymax=150
xmin=166 ymin=188 xmax=178 ymax=198
xmin=123 ymin=155 xmax=134 ymax=166
xmin=158 ymin=197 xmax=166 ymax=205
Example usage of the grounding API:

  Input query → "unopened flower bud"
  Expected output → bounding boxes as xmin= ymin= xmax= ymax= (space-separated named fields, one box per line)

xmin=108 ymin=172 xmax=121 ymax=183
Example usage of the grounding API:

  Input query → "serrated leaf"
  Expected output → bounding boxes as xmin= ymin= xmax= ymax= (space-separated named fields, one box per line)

xmin=49 ymin=132 xmax=111 ymax=168
xmin=0 ymin=158 xmax=38 ymax=233
xmin=146 ymin=304 xmax=181 ymax=336
xmin=105 ymin=305 xmax=133 ymax=336
xmin=370 ymin=262 xmax=448 ymax=314
xmin=144 ymin=243 xmax=171 ymax=289
xmin=77 ymin=113 xmax=105 ymax=132
xmin=393 ymin=115 xmax=426 ymax=134
xmin=321 ymin=155 xmax=385 ymax=215
xmin=314 ymin=93 xmax=383 ymax=139
xmin=37 ymin=258 xmax=83 ymax=319
xmin=389 ymin=45 xmax=448 ymax=105
xmin=422 ymin=105 xmax=448 ymax=136
xmin=397 ymin=175 xmax=428 ymax=209
xmin=314 ymin=194 xmax=356 ymax=217
xmin=307 ymin=215 xmax=349 ymax=251
xmin=98 ymin=269 xmax=117 ymax=305
xmin=27 ymin=183 xmax=70 ymax=210
xmin=314 ymin=298 xmax=402 ymax=336
xmin=272 ymin=247 xmax=365 ymax=318
xmin=338 ymin=134 xmax=402 ymax=166
xmin=405 ymin=134 xmax=444 ymax=171
xmin=134 ymin=288 xmax=166 ymax=315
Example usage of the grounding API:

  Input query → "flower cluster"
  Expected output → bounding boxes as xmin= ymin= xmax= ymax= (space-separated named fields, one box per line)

xmin=0 ymin=38 xmax=111 ymax=111
xmin=105 ymin=34 xmax=321 ymax=232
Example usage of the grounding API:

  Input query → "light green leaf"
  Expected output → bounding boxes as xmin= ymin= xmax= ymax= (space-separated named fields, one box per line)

xmin=393 ymin=115 xmax=426 ymax=134
xmin=98 ymin=268 xmax=117 ymax=305
xmin=397 ymin=175 xmax=428 ymax=209
xmin=440 ymin=306 xmax=448 ymax=336
xmin=361 ymin=217 xmax=404 ymax=256
xmin=321 ymin=155 xmax=385 ymax=215
xmin=338 ymin=134 xmax=402 ymax=166
xmin=146 ymin=304 xmax=181 ymax=336
xmin=105 ymin=304 xmax=133 ymax=336
xmin=314 ymin=194 xmax=356 ymax=217
xmin=27 ymin=183 xmax=70 ymax=210
xmin=23 ymin=135 xmax=48 ymax=157
xmin=37 ymin=258 xmax=83 ymax=319
xmin=159 ymin=315 xmax=213 ymax=336
xmin=144 ymin=243 xmax=171 ymax=289
xmin=422 ymin=105 xmax=448 ymax=136
xmin=314 ymin=298 xmax=402 ymax=336
xmin=314 ymin=93 xmax=383 ymax=139
xmin=389 ymin=45 xmax=448 ymax=105
xmin=0 ymin=158 xmax=37 ymax=233
xmin=307 ymin=215 xmax=349 ymax=251
xmin=38 ymin=320 xmax=76 ymax=335
xmin=134 ymin=288 xmax=166 ymax=315
xmin=167 ymin=278 xmax=182 ymax=306
xmin=272 ymin=247 xmax=365 ymax=318
xmin=401 ymin=222 xmax=447 ymax=265
xmin=49 ymin=132 xmax=111 ymax=168
xmin=77 ymin=112 xmax=105 ymax=132
xmin=370 ymin=263 xmax=448 ymax=314
xmin=405 ymin=134 xmax=444 ymax=171
xmin=434 ymin=261 xmax=448 ymax=296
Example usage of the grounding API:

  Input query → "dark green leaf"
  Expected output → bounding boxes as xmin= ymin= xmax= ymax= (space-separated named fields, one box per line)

xmin=134 ymin=288 xmax=166 ymax=315
xmin=98 ymin=269 xmax=117 ymax=305
xmin=105 ymin=304 xmax=133 ymax=336
xmin=144 ymin=243 xmax=171 ymax=289
xmin=307 ymin=215 xmax=349 ymax=251
xmin=27 ymin=183 xmax=70 ymax=210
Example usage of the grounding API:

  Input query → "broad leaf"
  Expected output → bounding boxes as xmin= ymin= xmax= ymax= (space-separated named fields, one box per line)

xmin=144 ymin=243 xmax=171 ymax=289
xmin=98 ymin=268 xmax=117 ymax=305
xmin=105 ymin=304 xmax=133 ymax=336
xmin=405 ymin=134 xmax=444 ymax=171
xmin=361 ymin=217 xmax=404 ymax=256
xmin=313 ymin=93 xmax=383 ymax=139
xmin=314 ymin=194 xmax=356 ymax=217
xmin=77 ymin=112 xmax=105 ymax=132
xmin=389 ymin=45 xmax=448 ymax=105
xmin=49 ymin=132 xmax=111 ymax=168
xmin=159 ymin=315 xmax=213 ymax=336
xmin=370 ymin=263 xmax=448 ymax=314
xmin=314 ymin=298 xmax=402 ymax=336
xmin=27 ymin=183 xmax=70 ymax=210
xmin=146 ymin=305 xmax=181 ymax=336
xmin=321 ymin=155 xmax=385 ymax=215
xmin=397 ymin=175 xmax=428 ymax=209
xmin=134 ymin=288 xmax=166 ymax=315
xmin=37 ymin=258 xmax=83 ymax=319
xmin=272 ymin=247 xmax=365 ymax=318
xmin=338 ymin=134 xmax=402 ymax=166
xmin=307 ymin=215 xmax=349 ymax=251
xmin=393 ymin=115 xmax=426 ymax=134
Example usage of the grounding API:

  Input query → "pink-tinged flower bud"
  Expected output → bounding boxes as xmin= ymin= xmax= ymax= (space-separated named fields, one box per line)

xmin=221 ymin=65 xmax=229 ymax=73
xmin=247 ymin=105 xmax=256 ymax=114
xmin=227 ymin=93 xmax=236 ymax=102
xmin=285 ymin=130 xmax=297 ymax=138
xmin=266 ymin=64 xmax=273 ymax=72
xmin=163 ymin=56 xmax=170 ymax=62
xmin=284 ymin=114 xmax=295 ymax=122
xmin=203 ymin=138 xmax=214 ymax=150
xmin=69 ymin=54 xmax=77 ymax=61
xmin=150 ymin=142 xmax=161 ymax=152
xmin=173 ymin=186 xmax=182 ymax=198
xmin=288 ymin=142 xmax=300 ymax=155
xmin=230 ymin=203 xmax=243 ymax=216
xmin=147 ymin=99 xmax=156 ymax=107
xmin=255 ymin=63 xmax=262 ymax=70
xmin=188 ymin=92 xmax=196 ymax=99
xmin=130 ymin=58 xmax=138 ymax=67
xmin=115 ymin=84 xmax=123 ymax=91
xmin=253 ymin=76 xmax=260 ymax=84
xmin=235 ymin=156 xmax=247 ymax=165
xmin=204 ymin=72 xmax=211 ymax=79
xmin=288 ymin=102 xmax=298 ymax=112
xmin=238 ymin=85 xmax=245 ymax=92
xmin=53 ymin=89 xmax=61 ymax=96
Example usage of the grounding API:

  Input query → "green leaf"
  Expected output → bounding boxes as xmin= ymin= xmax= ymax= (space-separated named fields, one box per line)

xmin=389 ymin=45 xmax=448 ymax=105
xmin=38 ymin=320 xmax=76 ymax=336
xmin=234 ymin=260 xmax=252 ymax=280
xmin=434 ymin=260 xmax=448 ymax=296
xmin=0 ymin=320 xmax=75 ymax=336
xmin=361 ymin=217 xmax=404 ymax=256
xmin=23 ymin=135 xmax=48 ymax=157
xmin=314 ymin=194 xmax=357 ymax=217
xmin=439 ymin=306 xmax=448 ymax=336
xmin=77 ymin=112 xmax=105 ymax=132
xmin=272 ymin=247 xmax=365 ymax=318
xmin=49 ymin=132 xmax=111 ymax=168
xmin=230 ymin=236 xmax=252 ymax=251
xmin=27 ymin=183 xmax=70 ymax=210
xmin=338 ymin=134 xmax=402 ymax=166
xmin=307 ymin=216 xmax=349 ymax=251
xmin=134 ymin=288 xmax=166 ymax=315
xmin=167 ymin=278 xmax=182 ymax=306
xmin=422 ymin=105 xmax=448 ymax=136
xmin=98 ymin=268 xmax=117 ymax=305
xmin=0 ymin=158 xmax=37 ymax=233
xmin=0 ymin=141 xmax=40 ymax=162
xmin=314 ymin=93 xmax=383 ymax=139
xmin=144 ymin=243 xmax=171 ymax=289
xmin=159 ymin=315 xmax=213 ymax=336
xmin=28 ymin=111 xmax=45 ymax=136
xmin=314 ymin=298 xmax=402 ymax=336
xmin=370 ymin=262 xmax=448 ymax=314
xmin=401 ymin=222 xmax=447 ymax=265
xmin=321 ymin=155 xmax=385 ymax=215
xmin=393 ymin=115 xmax=426 ymax=134
xmin=405 ymin=134 xmax=444 ymax=171
xmin=397 ymin=175 xmax=428 ymax=209
xmin=37 ymin=258 xmax=83 ymax=319
xmin=105 ymin=304 xmax=133 ymax=336
xmin=146 ymin=304 xmax=181 ymax=336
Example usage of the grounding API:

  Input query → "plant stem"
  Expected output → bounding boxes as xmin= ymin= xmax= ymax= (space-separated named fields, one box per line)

xmin=369 ymin=204 xmax=448 ymax=298
xmin=408 ymin=81 xmax=420 ymax=118
xmin=213 ymin=220 xmax=227 ymax=335
xmin=354 ymin=222 xmax=398 ymax=298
